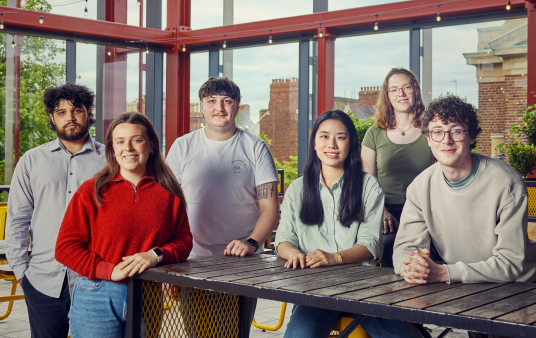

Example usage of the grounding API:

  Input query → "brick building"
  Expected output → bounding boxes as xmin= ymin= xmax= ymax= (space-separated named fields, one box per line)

xmin=463 ymin=18 xmax=528 ymax=156
xmin=259 ymin=78 xmax=378 ymax=163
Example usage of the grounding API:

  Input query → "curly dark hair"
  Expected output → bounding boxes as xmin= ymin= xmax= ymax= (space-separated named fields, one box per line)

xmin=43 ymin=82 xmax=96 ymax=131
xmin=198 ymin=77 xmax=241 ymax=104
xmin=420 ymin=96 xmax=481 ymax=149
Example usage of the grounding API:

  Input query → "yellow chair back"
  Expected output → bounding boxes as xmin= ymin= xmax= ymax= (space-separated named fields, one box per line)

xmin=0 ymin=202 xmax=7 ymax=241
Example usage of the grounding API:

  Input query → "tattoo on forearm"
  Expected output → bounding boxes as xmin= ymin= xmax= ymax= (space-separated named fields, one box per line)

xmin=257 ymin=183 xmax=274 ymax=200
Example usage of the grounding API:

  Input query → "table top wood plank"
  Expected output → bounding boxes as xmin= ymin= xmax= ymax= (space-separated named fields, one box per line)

xmin=279 ymin=267 xmax=394 ymax=293
xmin=427 ymin=282 xmax=532 ymax=314
xmin=152 ymin=255 xmax=279 ymax=275
xmin=335 ymin=280 xmax=418 ymax=301
xmin=187 ymin=261 xmax=284 ymax=278
xmin=256 ymin=265 xmax=379 ymax=289
xmin=211 ymin=265 xmax=292 ymax=282
xmin=461 ymin=289 xmax=536 ymax=320
xmin=166 ymin=254 xmax=274 ymax=269
xmin=308 ymin=273 xmax=404 ymax=297
xmin=394 ymin=283 xmax=506 ymax=310
xmin=237 ymin=264 xmax=358 ymax=285
xmin=495 ymin=303 xmax=536 ymax=325
xmin=363 ymin=282 xmax=462 ymax=305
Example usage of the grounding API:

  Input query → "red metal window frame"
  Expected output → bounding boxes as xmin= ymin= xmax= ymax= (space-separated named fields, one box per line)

xmin=0 ymin=0 xmax=532 ymax=151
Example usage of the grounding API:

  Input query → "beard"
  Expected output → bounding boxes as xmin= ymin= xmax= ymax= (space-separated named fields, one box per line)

xmin=56 ymin=121 xmax=90 ymax=142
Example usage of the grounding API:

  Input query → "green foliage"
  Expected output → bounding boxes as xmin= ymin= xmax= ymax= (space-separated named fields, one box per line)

xmin=497 ymin=135 xmax=536 ymax=178
xmin=274 ymin=156 xmax=298 ymax=189
xmin=0 ymin=0 xmax=65 ymax=185
xmin=258 ymin=132 xmax=273 ymax=147
xmin=511 ymin=104 xmax=536 ymax=146
xmin=333 ymin=101 xmax=374 ymax=148
xmin=497 ymin=103 xmax=536 ymax=178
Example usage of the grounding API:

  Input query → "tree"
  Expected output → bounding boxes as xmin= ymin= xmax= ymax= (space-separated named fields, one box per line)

xmin=1 ymin=0 xmax=65 ymax=192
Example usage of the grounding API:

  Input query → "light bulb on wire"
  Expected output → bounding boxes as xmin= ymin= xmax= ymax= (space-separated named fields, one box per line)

xmin=319 ymin=22 xmax=323 ymax=38
xmin=84 ymin=0 xmax=88 ymax=16
xmin=137 ymin=0 xmax=141 ymax=7
xmin=62 ymin=42 xmax=65 ymax=55
xmin=506 ymin=1 xmax=511 ymax=10
xmin=39 ymin=7 xmax=44 ymax=24
xmin=107 ymin=43 xmax=111 ymax=56
xmin=11 ymin=34 xmax=15 ymax=48
xmin=182 ymin=44 xmax=186 ymax=52
xmin=374 ymin=14 xmax=379 ymax=31
xmin=145 ymin=41 xmax=149 ymax=54
xmin=436 ymin=4 xmax=441 ymax=21
xmin=223 ymin=34 xmax=227 ymax=49
xmin=268 ymin=28 xmax=272 ymax=44
xmin=0 ymin=13 xmax=4 ymax=30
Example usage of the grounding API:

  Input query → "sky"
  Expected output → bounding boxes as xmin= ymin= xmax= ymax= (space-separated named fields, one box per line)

xmin=16 ymin=0 xmax=511 ymax=122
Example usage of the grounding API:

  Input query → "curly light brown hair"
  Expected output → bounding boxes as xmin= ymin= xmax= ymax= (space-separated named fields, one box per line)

xmin=420 ymin=96 xmax=481 ymax=149
xmin=374 ymin=68 xmax=425 ymax=130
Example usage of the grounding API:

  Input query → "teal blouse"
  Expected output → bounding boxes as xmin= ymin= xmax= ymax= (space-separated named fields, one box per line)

xmin=275 ymin=172 xmax=385 ymax=266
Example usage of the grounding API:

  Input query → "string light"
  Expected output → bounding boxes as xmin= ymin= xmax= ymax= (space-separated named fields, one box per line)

xmin=84 ymin=0 xmax=88 ymax=16
xmin=107 ymin=43 xmax=111 ymax=56
xmin=11 ymin=34 xmax=15 ymax=48
xmin=39 ymin=7 xmax=44 ymax=24
xmin=436 ymin=4 xmax=441 ymax=21
xmin=0 ymin=13 xmax=4 ymax=30
xmin=374 ymin=14 xmax=379 ymax=31
xmin=182 ymin=38 xmax=186 ymax=52
xmin=268 ymin=28 xmax=272 ymax=44
xmin=62 ymin=41 xmax=65 ymax=54
xmin=137 ymin=0 xmax=141 ymax=7
xmin=506 ymin=1 xmax=511 ymax=10
xmin=223 ymin=34 xmax=227 ymax=49
xmin=319 ymin=22 xmax=323 ymax=38
xmin=145 ymin=41 xmax=149 ymax=54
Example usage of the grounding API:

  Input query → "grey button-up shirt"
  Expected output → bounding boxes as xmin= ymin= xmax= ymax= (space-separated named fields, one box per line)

xmin=6 ymin=137 xmax=106 ymax=298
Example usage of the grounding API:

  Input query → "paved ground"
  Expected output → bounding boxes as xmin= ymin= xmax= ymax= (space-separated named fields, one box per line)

xmin=0 ymin=278 xmax=470 ymax=338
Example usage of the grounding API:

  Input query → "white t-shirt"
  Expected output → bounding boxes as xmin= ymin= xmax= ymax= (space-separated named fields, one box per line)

xmin=166 ymin=128 xmax=280 ymax=258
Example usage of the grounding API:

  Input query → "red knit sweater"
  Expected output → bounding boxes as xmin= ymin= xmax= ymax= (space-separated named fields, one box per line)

xmin=55 ymin=174 xmax=192 ymax=281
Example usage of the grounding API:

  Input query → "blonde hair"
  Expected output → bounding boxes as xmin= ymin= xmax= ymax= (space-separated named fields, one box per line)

xmin=374 ymin=68 xmax=425 ymax=130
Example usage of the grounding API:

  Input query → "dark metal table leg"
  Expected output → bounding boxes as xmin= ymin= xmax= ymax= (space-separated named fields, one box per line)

xmin=336 ymin=315 xmax=364 ymax=338
xmin=126 ymin=278 xmax=142 ymax=338
xmin=238 ymin=296 xmax=250 ymax=338
xmin=437 ymin=328 xmax=453 ymax=338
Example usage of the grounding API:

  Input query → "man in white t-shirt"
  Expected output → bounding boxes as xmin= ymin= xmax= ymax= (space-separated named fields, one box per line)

xmin=167 ymin=77 xmax=280 ymax=258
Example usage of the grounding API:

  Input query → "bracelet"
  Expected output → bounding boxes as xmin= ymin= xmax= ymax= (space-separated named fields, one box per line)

xmin=335 ymin=251 xmax=343 ymax=265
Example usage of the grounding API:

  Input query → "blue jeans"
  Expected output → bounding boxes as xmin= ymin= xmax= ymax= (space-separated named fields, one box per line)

xmin=69 ymin=277 xmax=128 ymax=338
xmin=283 ymin=304 xmax=421 ymax=338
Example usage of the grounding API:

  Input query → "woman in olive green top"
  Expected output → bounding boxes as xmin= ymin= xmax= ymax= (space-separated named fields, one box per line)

xmin=361 ymin=68 xmax=434 ymax=268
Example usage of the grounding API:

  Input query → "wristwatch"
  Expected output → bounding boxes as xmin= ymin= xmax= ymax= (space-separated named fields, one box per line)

xmin=244 ymin=238 xmax=259 ymax=252
xmin=150 ymin=248 xmax=163 ymax=264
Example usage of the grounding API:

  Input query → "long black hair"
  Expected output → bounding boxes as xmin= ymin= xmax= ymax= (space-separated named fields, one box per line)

xmin=299 ymin=110 xmax=365 ymax=228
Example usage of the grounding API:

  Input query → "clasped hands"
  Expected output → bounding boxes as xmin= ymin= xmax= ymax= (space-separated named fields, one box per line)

xmin=284 ymin=249 xmax=339 ymax=269
xmin=111 ymin=251 xmax=158 ymax=282
xmin=402 ymin=249 xmax=449 ymax=284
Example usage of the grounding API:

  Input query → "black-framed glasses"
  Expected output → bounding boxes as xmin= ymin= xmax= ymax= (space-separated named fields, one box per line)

xmin=428 ymin=129 xmax=468 ymax=142
xmin=387 ymin=85 xmax=414 ymax=97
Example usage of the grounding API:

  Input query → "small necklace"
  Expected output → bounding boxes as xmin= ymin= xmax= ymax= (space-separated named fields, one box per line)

xmin=396 ymin=125 xmax=413 ymax=136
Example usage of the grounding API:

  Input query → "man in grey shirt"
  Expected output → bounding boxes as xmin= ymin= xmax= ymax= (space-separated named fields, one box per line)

xmin=5 ymin=83 xmax=106 ymax=338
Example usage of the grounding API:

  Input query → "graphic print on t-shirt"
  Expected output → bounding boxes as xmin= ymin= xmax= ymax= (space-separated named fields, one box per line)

xmin=232 ymin=159 xmax=244 ymax=173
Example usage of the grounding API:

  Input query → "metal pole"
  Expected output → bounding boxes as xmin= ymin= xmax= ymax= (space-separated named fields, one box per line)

xmin=146 ymin=0 xmax=163 ymax=143
xmin=66 ymin=39 xmax=77 ymax=83
xmin=409 ymin=26 xmax=420 ymax=83
xmin=209 ymin=48 xmax=219 ymax=78
xmin=422 ymin=28 xmax=432 ymax=106
xmin=298 ymin=39 xmax=310 ymax=176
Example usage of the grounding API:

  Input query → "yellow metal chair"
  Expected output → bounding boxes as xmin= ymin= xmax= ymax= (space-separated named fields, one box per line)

xmin=0 ymin=265 xmax=25 ymax=320
xmin=252 ymin=302 xmax=370 ymax=337
xmin=0 ymin=202 xmax=7 ymax=240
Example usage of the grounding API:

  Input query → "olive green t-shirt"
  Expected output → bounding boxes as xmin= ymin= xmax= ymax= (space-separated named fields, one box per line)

xmin=362 ymin=126 xmax=434 ymax=204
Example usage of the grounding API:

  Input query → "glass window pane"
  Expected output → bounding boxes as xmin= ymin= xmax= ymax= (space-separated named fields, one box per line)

xmin=329 ymin=0 xmax=411 ymax=11
xmin=192 ymin=0 xmax=223 ymax=30
xmin=335 ymin=31 xmax=409 ymax=119
xmin=1 ymin=33 xmax=66 ymax=200
xmin=190 ymin=52 xmax=209 ymax=132
xmin=233 ymin=0 xmax=310 ymax=25
xmin=428 ymin=18 xmax=527 ymax=157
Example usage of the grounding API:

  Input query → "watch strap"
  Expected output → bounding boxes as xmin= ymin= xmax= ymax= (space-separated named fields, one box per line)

xmin=244 ymin=238 xmax=259 ymax=252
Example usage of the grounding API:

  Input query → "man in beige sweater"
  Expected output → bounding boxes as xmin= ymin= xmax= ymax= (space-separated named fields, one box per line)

xmin=393 ymin=96 xmax=536 ymax=285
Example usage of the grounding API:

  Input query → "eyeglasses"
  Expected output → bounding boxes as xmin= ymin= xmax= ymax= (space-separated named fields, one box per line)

xmin=387 ymin=85 xmax=414 ymax=97
xmin=428 ymin=129 xmax=468 ymax=142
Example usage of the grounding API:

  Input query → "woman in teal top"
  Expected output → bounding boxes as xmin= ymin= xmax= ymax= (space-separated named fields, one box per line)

xmin=361 ymin=68 xmax=434 ymax=268
xmin=276 ymin=110 xmax=421 ymax=338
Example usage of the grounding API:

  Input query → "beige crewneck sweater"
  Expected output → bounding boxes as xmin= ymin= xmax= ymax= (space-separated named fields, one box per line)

xmin=393 ymin=153 xmax=536 ymax=283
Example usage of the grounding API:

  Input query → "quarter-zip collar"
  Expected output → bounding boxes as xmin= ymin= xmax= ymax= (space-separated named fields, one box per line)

xmin=111 ymin=172 xmax=156 ymax=202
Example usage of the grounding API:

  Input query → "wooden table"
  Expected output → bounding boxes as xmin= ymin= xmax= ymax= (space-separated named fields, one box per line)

xmin=128 ymin=254 xmax=536 ymax=338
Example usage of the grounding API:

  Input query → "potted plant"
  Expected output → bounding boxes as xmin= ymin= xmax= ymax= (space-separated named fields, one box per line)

xmin=496 ymin=103 xmax=536 ymax=179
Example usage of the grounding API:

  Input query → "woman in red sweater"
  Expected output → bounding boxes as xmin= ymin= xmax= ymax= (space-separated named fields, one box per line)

xmin=55 ymin=112 xmax=192 ymax=337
